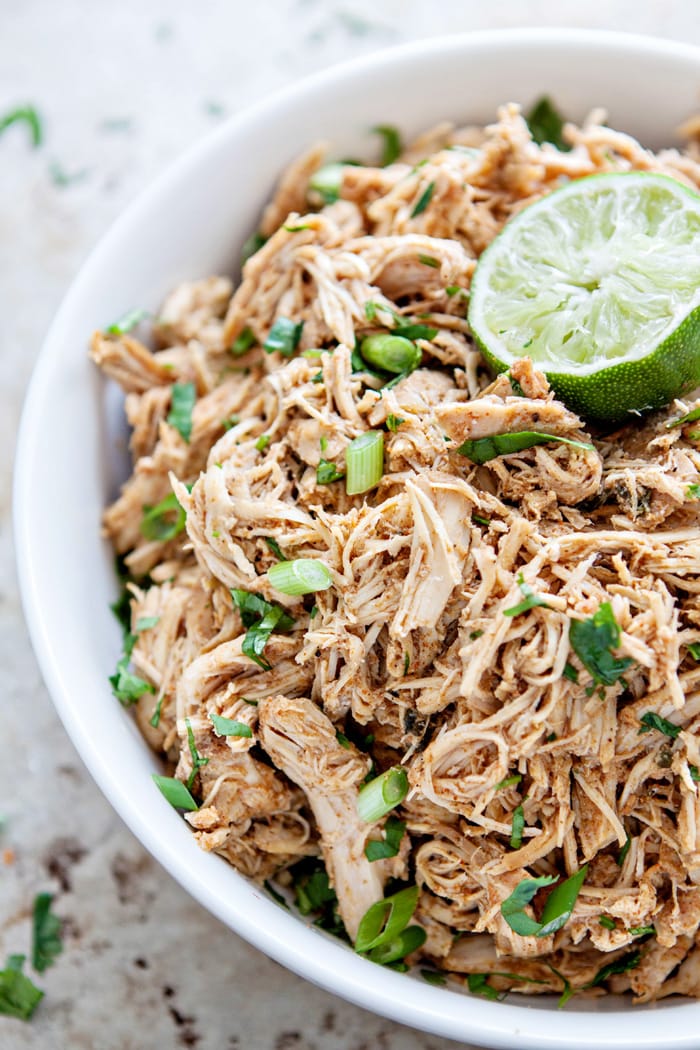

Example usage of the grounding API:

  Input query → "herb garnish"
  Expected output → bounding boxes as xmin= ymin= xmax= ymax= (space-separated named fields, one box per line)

xmin=317 ymin=458 xmax=345 ymax=484
xmin=141 ymin=491 xmax=186 ymax=542
xmin=590 ymin=950 xmax=641 ymax=986
xmin=149 ymin=695 xmax=164 ymax=728
xmin=500 ymin=865 xmax=587 ymax=938
xmin=152 ymin=774 xmax=198 ymax=811
xmin=688 ymin=643 xmax=700 ymax=661
xmin=32 ymin=894 xmax=62 ymax=974
xmin=373 ymin=124 xmax=402 ymax=166
xmin=392 ymin=322 xmax=437 ymax=341
xmin=629 ymin=925 xmax=655 ymax=937
xmin=617 ymin=835 xmax=631 ymax=866
xmin=418 ymin=254 xmax=439 ymax=268
xmin=230 ymin=326 xmax=256 ymax=357
xmin=569 ymin=602 xmax=633 ymax=690
xmin=687 ymin=484 xmax=700 ymax=499
xmin=599 ymin=915 xmax=616 ymax=930
xmin=109 ymin=629 xmax=154 ymax=706
xmin=456 ymin=431 xmax=594 ymax=465
xmin=210 ymin=713 xmax=253 ymax=738
xmin=638 ymin=711 xmax=681 ymax=739
xmin=355 ymin=885 xmax=425 ymax=965
xmin=510 ymin=805 xmax=525 ymax=849
xmin=264 ymin=317 xmax=304 ymax=357
xmin=503 ymin=572 xmax=550 ymax=617
xmin=0 ymin=955 xmax=44 ymax=1020
xmin=264 ymin=537 xmax=286 ymax=561
xmin=185 ymin=718 xmax=209 ymax=789
xmin=526 ymin=96 xmax=570 ymax=151
xmin=666 ymin=405 xmax=700 ymax=429
xmin=166 ymin=382 xmax=196 ymax=443
xmin=563 ymin=662 xmax=579 ymax=683
xmin=365 ymin=816 xmax=406 ymax=861
xmin=411 ymin=181 xmax=435 ymax=217
xmin=135 ymin=616 xmax=159 ymax=631
xmin=241 ymin=230 xmax=266 ymax=265
xmin=0 ymin=106 xmax=42 ymax=146
xmin=421 ymin=968 xmax=447 ymax=986
xmin=230 ymin=589 xmax=295 ymax=671
xmin=106 ymin=308 xmax=148 ymax=335
xmin=386 ymin=415 xmax=406 ymax=432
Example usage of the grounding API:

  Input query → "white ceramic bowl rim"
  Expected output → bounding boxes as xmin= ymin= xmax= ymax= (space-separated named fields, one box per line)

xmin=14 ymin=28 xmax=700 ymax=1050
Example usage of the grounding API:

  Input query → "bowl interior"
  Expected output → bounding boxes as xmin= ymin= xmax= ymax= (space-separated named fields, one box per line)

xmin=14 ymin=29 xmax=700 ymax=1050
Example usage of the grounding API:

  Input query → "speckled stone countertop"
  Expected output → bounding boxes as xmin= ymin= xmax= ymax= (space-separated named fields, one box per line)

xmin=3 ymin=3 xmax=700 ymax=1048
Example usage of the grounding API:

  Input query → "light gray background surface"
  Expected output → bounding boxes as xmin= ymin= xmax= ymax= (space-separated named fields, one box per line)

xmin=3 ymin=3 xmax=700 ymax=1048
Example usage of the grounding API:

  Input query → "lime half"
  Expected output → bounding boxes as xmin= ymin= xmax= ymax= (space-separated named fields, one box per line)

xmin=468 ymin=172 xmax=700 ymax=421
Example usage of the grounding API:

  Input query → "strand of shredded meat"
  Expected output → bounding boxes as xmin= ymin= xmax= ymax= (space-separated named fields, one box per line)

xmin=91 ymin=103 xmax=700 ymax=1003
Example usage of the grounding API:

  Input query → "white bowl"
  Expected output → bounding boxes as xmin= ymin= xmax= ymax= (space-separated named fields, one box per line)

xmin=14 ymin=28 xmax=700 ymax=1049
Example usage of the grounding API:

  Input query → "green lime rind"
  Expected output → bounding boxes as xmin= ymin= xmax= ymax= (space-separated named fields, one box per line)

xmin=478 ymin=301 xmax=700 ymax=422
xmin=468 ymin=171 xmax=700 ymax=422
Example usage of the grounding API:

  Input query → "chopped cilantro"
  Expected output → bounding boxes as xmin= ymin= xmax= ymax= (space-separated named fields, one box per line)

xmin=317 ymin=459 xmax=345 ymax=484
xmin=140 ymin=491 xmax=186 ymax=542
xmin=230 ymin=326 xmax=256 ymax=357
xmin=264 ymin=317 xmax=303 ymax=357
xmin=509 ymin=804 xmax=525 ymax=849
xmin=167 ymin=382 xmax=196 ymax=443
xmin=210 ymin=713 xmax=253 ymax=738
xmin=569 ymin=602 xmax=633 ymax=689
xmin=0 ymin=954 xmax=43 ymax=1020
xmin=411 ymin=181 xmax=435 ymax=217
xmin=503 ymin=572 xmax=550 ymax=617
xmin=32 ymin=894 xmax=62 ymax=974
xmin=373 ymin=124 xmax=402 ymax=166
xmin=185 ymin=718 xmax=209 ymax=790
xmin=638 ymin=711 xmax=681 ymax=739
xmin=264 ymin=537 xmax=286 ymax=561
xmin=230 ymin=589 xmax=295 ymax=671
xmin=386 ymin=414 xmax=406 ymax=432
xmin=365 ymin=816 xmax=406 ymax=862
xmin=526 ymin=96 xmax=570 ymax=151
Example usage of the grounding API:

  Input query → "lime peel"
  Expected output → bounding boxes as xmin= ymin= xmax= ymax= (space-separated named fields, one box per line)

xmin=468 ymin=172 xmax=700 ymax=421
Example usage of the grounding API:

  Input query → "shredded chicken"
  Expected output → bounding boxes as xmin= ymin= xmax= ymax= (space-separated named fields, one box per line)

xmin=92 ymin=103 xmax=700 ymax=1003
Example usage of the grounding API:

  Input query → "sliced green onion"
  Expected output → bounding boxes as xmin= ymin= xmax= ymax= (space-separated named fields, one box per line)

xmin=135 ymin=615 xmax=159 ymax=631
xmin=411 ymin=180 xmax=435 ymax=217
xmin=617 ymin=835 xmax=631 ymax=866
xmin=494 ymin=773 xmax=521 ymax=791
xmin=210 ymin=713 xmax=253 ymax=738
xmin=268 ymin=558 xmax=332 ymax=596
xmin=106 ymin=307 xmax=148 ymax=335
xmin=255 ymin=434 xmax=270 ymax=452
xmin=140 ymin=492 xmax=186 ymax=542
xmin=503 ymin=572 xmax=550 ymax=617
xmin=456 ymin=431 xmax=595 ymax=464
xmin=0 ymin=105 xmax=42 ymax=147
xmin=563 ymin=662 xmax=579 ymax=683
xmin=357 ymin=766 xmax=408 ymax=822
xmin=421 ymin=968 xmax=447 ymax=986
xmin=599 ymin=915 xmax=616 ymax=930
xmin=167 ymin=382 xmax=196 ymax=443
xmin=666 ymin=405 xmax=700 ymax=429
xmin=264 ymin=317 xmax=304 ymax=357
xmin=629 ymin=925 xmax=655 ymax=937
xmin=230 ymin=326 xmax=256 ymax=357
xmin=346 ymin=431 xmax=384 ymax=495
xmin=309 ymin=162 xmax=345 ymax=203
xmin=367 ymin=924 xmax=426 ymax=966
xmin=359 ymin=334 xmax=421 ymax=375
xmin=373 ymin=124 xmax=402 ymax=166
xmin=185 ymin=717 xmax=209 ymax=790
xmin=365 ymin=816 xmax=406 ymax=862
xmin=418 ymin=254 xmax=439 ymax=268
xmin=355 ymin=885 xmax=419 ymax=953
xmin=152 ymin=774 xmax=198 ymax=811
xmin=589 ymin=950 xmax=641 ymax=986
xmin=687 ymin=484 xmax=700 ymax=499
xmin=386 ymin=415 xmax=405 ymax=432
